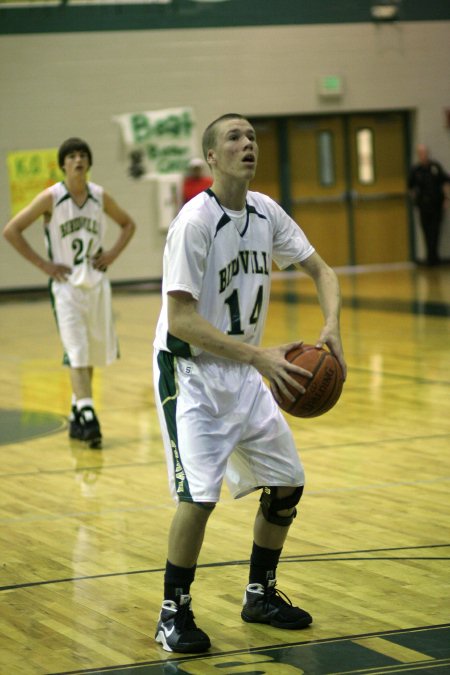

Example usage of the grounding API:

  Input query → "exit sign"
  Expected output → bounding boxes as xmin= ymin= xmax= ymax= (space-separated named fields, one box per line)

xmin=317 ymin=75 xmax=344 ymax=98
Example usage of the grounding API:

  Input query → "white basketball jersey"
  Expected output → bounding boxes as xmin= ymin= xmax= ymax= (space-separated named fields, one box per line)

xmin=45 ymin=181 xmax=106 ymax=288
xmin=154 ymin=189 xmax=315 ymax=356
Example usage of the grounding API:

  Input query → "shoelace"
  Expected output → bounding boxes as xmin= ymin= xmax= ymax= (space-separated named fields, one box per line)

xmin=264 ymin=585 xmax=293 ymax=609
xmin=174 ymin=602 xmax=197 ymax=630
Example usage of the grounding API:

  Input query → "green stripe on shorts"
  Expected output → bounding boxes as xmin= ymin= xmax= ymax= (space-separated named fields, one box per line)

xmin=157 ymin=350 xmax=192 ymax=502
xmin=48 ymin=279 xmax=71 ymax=366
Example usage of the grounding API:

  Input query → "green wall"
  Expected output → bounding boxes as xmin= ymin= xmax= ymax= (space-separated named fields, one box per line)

xmin=1 ymin=0 xmax=450 ymax=35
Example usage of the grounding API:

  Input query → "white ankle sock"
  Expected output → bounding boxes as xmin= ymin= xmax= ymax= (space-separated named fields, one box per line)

xmin=76 ymin=398 xmax=94 ymax=411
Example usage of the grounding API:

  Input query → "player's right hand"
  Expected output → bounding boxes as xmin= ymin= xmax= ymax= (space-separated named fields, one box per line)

xmin=46 ymin=262 xmax=72 ymax=281
xmin=252 ymin=341 xmax=312 ymax=402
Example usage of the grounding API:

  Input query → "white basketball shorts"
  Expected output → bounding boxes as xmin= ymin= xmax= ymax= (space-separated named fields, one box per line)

xmin=51 ymin=277 xmax=119 ymax=368
xmin=153 ymin=349 xmax=304 ymax=503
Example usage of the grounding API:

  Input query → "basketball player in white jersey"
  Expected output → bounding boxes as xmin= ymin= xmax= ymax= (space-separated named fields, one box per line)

xmin=153 ymin=113 xmax=346 ymax=653
xmin=3 ymin=138 xmax=136 ymax=448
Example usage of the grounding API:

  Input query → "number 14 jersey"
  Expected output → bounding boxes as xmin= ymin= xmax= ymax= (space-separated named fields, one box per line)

xmin=154 ymin=188 xmax=315 ymax=357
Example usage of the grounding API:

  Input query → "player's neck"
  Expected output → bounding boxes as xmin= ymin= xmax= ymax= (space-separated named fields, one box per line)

xmin=211 ymin=178 xmax=248 ymax=211
xmin=65 ymin=174 xmax=88 ymax=198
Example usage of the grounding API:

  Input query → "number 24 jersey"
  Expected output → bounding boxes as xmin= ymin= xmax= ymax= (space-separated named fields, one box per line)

xmin=45 ymin=181 xmax=106 ymax=289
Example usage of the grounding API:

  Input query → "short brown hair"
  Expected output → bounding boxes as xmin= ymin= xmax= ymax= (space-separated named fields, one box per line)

xmin=201 ymin=113 xmax=248 ymax=160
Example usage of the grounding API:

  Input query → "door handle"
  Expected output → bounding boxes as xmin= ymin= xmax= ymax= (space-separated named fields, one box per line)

xmin=352 ymin=191 xmax=407 ymax=201
xmin=292 ymin=193 xmax=347 ymax=205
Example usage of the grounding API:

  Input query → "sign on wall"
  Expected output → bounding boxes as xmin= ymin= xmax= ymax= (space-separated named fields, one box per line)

xmin=113 ymin=106 xmax=197 ymax=177
xmin=7 ymin=148 xmax=63 ymax=216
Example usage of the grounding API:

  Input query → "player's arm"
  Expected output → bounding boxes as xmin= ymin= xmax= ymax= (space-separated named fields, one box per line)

xmin=2 ymin=190 xmax=71 ymax=281
xmin=94 ymin=192 xmax=136 ymax=269
xmin=297 ymin=251 xmax=347 ymax=379
xmin=167 ymin=291 xmax=311 ymax=401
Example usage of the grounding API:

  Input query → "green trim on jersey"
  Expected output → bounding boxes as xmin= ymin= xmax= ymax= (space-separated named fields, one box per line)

xmin=167 ymin=331 xmax=192 ymax=358
xmin=55 ymin=192 xmax=71 ymax=207
xmin=56 ymin=182 xmax=101 ymax=208
xmin=157 ymin=350 xmax=192 ymax=502
xmin=44 ymin=227 xmax=53 ymax=262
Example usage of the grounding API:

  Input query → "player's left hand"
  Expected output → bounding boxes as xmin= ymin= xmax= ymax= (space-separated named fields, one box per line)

xmin=316 ymin=330 xmax=347 ymax=380
xmin=91 ymin=248 xmax=112 ymax=272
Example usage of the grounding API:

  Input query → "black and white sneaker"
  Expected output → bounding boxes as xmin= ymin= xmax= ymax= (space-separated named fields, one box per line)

xmin=155 ymin=594 xmax=211 ymax=653
xmin=241 ymin=579 xmax=312 ymax=629
xmin=69 ymin=405 xmax=83 ymax=440
xmin=78 ymin=406 xmax=102 ymax=449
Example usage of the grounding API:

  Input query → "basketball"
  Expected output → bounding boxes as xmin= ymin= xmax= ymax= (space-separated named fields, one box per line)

xmin=274 ymin=344 xmax=344 ymax=418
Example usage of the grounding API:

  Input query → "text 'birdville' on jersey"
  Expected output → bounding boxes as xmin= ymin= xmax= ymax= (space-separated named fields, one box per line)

xmin=60 ymin=217 xmax=99 ymax=238
xmin=219 ymin=250 xmax=270 ymax=293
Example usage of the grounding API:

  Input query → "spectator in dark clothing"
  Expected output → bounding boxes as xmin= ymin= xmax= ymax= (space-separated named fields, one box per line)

xmin=408 ymin=144 xmax=450 ymax=266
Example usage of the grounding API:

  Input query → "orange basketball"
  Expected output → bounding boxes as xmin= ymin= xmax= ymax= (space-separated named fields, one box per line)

xmin=274 ymin=344 xmax=344 ymax=418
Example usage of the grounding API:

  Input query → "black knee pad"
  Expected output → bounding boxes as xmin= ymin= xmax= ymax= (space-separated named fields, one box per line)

xmin=259 ymin=486 xmax=304 ymax=526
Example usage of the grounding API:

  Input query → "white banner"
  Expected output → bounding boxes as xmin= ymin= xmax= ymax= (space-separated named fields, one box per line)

xmin=113 ymin=106 xmax=197 ymax=176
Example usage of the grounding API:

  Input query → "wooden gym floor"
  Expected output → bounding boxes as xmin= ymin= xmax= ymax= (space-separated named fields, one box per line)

xmin=0 ymin=262 xmax=449 ymax=675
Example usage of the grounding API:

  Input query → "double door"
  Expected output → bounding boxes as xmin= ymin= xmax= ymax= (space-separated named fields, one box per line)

xmin=250 ymin=112 xmax=411 ymax=266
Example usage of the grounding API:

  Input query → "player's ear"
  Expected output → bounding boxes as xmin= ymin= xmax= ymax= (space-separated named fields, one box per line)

xmin=207 ymin=149 xmax=216 ymax=167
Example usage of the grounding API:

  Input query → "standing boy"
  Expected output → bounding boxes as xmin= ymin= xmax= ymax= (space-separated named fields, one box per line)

xmin=153 ymin=114 xmax=346 ymax=652
xmin=3 ymin=138 xmax=136 ymax=448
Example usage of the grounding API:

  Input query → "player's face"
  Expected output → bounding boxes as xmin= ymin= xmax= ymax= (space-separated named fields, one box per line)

xmin=208 ymin=118 xmax=258 ymax=181
xmin=62 ymin=150 xmax=90 ymax=177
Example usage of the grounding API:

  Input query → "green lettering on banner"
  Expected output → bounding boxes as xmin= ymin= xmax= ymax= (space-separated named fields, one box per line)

xmin=180 ymin=110 xmax=194 ymax=136
xmin=156 ymin=115 xmax=179 ymax=137
xmin=164 ymin=145 xmax=187 ymax=157
xmin=146 ymin=144 xmax=158 ymax=160
xmin=130 ymin=114 xmax=151 ymax=143
xmin=131 ymin=110 xmax=194 ymax=144
xmin=154 ymin=112 xmax=194 ymax=138
xmin=145 ymin=143 xmax=191 ymax=174
xmin=157 ymin=158 xmax=188 ymax=173
xmin=146 ymin=144 xmax=187 ymax=159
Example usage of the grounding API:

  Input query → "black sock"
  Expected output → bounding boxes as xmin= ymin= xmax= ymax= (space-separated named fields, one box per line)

xmin=164 ymin=560 xmax=196 ymax=601
xmin=249 ymin=542 xmax=282 ymax=586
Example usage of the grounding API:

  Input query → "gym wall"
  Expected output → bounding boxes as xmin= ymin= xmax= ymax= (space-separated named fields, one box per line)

xmin=0 ymin=3 xmax=449 ymax=290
